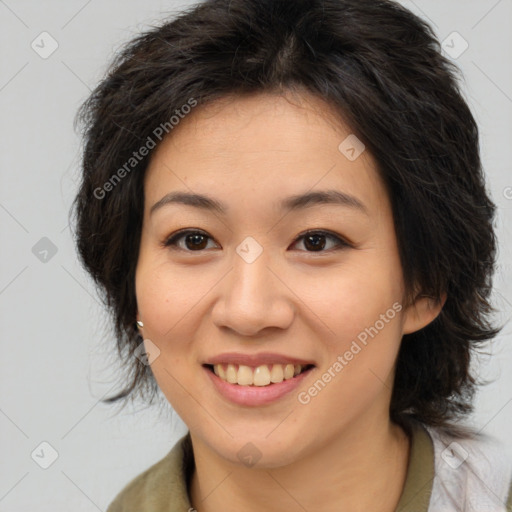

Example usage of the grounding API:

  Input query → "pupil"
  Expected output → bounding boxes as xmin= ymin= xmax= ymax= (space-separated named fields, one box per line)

xmin=187 ymin=234 xmax=207 ymax=250
xmin=305 ymin=234 xmax=325 ymax=251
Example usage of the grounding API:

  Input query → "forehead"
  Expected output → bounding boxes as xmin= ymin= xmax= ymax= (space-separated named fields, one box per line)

xmin=143 ymin=91 xmax=388 ymax=216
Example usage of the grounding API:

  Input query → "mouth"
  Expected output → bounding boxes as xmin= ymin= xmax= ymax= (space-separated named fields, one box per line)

xmin=203 ymin=363 xmax=315 ymax=387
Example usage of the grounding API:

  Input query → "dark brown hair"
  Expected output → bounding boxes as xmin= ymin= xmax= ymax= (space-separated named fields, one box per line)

xmin=72 ymin=0 xmax=500 ymax=431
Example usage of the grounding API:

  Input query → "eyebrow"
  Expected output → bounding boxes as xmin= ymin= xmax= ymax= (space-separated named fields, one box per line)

xmin=150 ymin=189 xmax=368 ymax=216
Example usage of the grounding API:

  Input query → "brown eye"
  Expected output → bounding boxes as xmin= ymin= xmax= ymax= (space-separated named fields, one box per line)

xmin=291 ymin=230 xmax=350 ymax=252
xmin=163 ymin=229 xmax=350 ymax=253
xmin=164 ymin=230 xmax=218 ymax=251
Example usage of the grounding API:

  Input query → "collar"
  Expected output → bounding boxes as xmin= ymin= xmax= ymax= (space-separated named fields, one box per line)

xmin=107 ymin=421 xmax=435 ymax=511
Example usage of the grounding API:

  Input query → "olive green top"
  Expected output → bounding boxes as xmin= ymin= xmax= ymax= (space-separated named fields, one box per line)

xmin=106 ymin=422 xmax=512 ymax=511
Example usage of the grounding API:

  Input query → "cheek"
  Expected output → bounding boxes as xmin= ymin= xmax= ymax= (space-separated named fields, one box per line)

xmin=134 ymin=258 xmax=217 ymax=400
xmin=295 ymin=247 xmax=405 ymax=405
xmin=136 ymin=261 xmax=207 ymax=423
xmin=294 ymin=268 xmax=404 ymax=426
xmin=135 ymin=258 xmax=213 ymax=338
xmin=298 ymin=251 xmax=404 ymax=343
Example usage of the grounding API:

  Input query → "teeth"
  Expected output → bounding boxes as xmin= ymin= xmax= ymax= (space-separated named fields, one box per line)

xmin=270 ymin=364 xmax=284 ymax=383
xmin=284 ymin=364 xmax=295 ymax=379
xmin=212 ymin=363 xmax=305 ymax=386
xmin=226 ymin=364 xmax=238 ymax=384
xmin=237 ymin=365 xmax=253 ymax=385
xmin=253 ymin=365 xmax=271 ymax=386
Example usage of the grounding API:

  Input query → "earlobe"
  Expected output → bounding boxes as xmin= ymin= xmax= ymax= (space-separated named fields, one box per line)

xmin=401 ymin=292 xmax=447 ymax=335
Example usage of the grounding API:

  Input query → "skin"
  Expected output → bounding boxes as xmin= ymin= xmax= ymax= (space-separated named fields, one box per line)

xmin=135 ymin=90 xmax=445 ymax=512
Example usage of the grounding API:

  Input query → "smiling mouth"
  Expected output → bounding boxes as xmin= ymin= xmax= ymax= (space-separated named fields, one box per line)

xmin=204 ymin=363 xmax=315 ymax=387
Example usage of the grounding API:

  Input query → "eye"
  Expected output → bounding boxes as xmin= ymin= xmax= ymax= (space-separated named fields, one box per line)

xmin=163 ymin=229 xmax=219 ymax=251
xmin=290 ymin=230 xmax=350 ymax=253
xmin=163 ymin=228 xmax=351 ymax=253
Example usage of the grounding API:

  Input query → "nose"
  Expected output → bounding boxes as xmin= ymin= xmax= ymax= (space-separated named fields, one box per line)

xmin=211 ymin=245 xmax=295 ymax=337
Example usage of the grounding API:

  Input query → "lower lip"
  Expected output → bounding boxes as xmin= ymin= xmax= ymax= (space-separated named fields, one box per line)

xmin=204 ymin=365 xmax=314 ymax=406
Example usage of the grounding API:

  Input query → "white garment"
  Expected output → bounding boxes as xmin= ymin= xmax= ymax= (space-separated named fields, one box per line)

xmin=426 ymin=426 xmax=512 ymax=512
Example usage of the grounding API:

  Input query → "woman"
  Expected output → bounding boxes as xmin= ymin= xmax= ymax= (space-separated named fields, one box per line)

xmin=72 ymin=0 xmax=512 ymax=510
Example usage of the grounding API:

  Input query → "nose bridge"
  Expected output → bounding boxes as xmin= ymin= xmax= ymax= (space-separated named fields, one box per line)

xmin=212 ymin=238 xmax=294 ymax=335
xmin=232 ymin=246 xmax=272 ymax=307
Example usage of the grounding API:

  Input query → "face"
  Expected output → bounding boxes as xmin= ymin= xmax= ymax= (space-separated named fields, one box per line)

xmin=135 ymin=91 xmax=427 ymax=467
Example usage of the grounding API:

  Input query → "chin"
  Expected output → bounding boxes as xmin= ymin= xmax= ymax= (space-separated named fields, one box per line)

xmin=194 ymin=425 xmax=313 ymax=469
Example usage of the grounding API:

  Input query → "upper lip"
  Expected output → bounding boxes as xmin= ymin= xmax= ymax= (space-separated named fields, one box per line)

xmin=203 ymin=352 xmax=315 ymax=367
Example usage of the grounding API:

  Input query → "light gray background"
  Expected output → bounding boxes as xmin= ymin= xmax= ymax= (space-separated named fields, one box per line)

xmin=0 ymin=1 xmax=511 ymax=510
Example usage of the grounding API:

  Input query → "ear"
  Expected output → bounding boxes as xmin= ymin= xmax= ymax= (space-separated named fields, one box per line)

xmin=401 ymin=292 xmax=447 ymax=335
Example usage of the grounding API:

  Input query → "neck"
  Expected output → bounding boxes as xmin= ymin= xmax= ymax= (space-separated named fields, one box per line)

xmin=189 ymin=414 xmax=410 ymax=512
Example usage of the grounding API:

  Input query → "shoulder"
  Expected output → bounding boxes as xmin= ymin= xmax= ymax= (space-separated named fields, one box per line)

xmin=424 ymin=425 xmax=512 ymax=511
xmin=106 ymin=434 xmax=193 ymax=512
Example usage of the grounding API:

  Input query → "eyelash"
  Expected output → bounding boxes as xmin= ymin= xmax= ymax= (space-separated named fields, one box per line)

xmin=162 ymin=229 xmax=351 ymax=253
